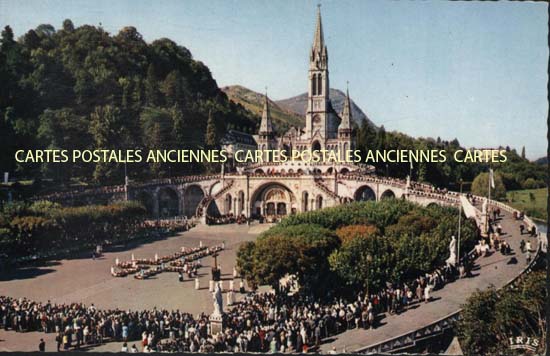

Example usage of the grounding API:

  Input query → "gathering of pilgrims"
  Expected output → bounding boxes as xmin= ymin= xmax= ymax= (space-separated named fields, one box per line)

xmin=0 ymin=258 xmax=459 ymax=353
xmin=111 ymin=243 xmax=224 ymax=279
xmin=206 ymin=214 xmax=249 ymax=225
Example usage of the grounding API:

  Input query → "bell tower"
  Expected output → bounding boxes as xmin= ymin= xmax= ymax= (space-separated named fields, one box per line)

xmin=305 ymin=5 xmax=330 ymax=141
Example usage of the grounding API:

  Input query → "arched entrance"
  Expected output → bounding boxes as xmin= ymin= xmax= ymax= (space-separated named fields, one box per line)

xmin=250 ymin=183 xmax=296 ymax=219
xmin=135 ymin=191 xmax=154 ymax=216
xmin=380 ymin=189 xmax=396 ymax=200
xmin=158 ymin=187 xmax=179 ymax=217
xmin=312 ymin=140 xmax=321 ymax=151
xmin=183 ymin=185 xmax=205 ymax=218
xmin=354 ymin=185 xmax=376 ymax=201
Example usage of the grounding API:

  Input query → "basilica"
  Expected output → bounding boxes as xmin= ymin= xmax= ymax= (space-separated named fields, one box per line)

xmin=223 ymin=7 xmax=356 ymax=167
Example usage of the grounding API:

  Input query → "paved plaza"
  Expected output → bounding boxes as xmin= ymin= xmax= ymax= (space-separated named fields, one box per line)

xmin=0 ymin=223 xmax=269 ymax=352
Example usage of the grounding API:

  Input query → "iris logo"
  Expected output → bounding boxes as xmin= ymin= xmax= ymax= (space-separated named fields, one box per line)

xmin=509 ymin=336 xmax=540 ymax=353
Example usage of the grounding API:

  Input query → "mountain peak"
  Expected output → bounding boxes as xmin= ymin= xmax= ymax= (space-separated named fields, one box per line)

xmin=275 ymin=88 xmax=376 ymax=128
xmin=222 ymin=85 xmax=377 ymax=133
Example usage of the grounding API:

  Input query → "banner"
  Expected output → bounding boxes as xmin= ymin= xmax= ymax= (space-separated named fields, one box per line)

xmin=460 ymin=195 xmax=479 ymax=220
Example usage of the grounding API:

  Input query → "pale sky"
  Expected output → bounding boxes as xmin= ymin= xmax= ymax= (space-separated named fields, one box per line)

xmin=1 ymin=0 xmax=548 ymax=159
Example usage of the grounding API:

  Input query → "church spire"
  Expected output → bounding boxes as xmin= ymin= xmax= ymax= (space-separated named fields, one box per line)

xmin=312 ymin=4 xmax=324 ymax=53
xmin=310 ymin=4 xmax=328 ymax=69
xmin=339 ymin=83 xmax=352 ymax=131
xmin=259 ymin=91 xmax=273 ymax=135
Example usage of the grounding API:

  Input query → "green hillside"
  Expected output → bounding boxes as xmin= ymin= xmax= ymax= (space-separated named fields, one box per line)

xmin=222 ymin=85 xmax=304 ymax=133
xmin=0 ymin=22 xmax=258 ymax=184
xmin=507 ymin=188 xmax=547 ymax=221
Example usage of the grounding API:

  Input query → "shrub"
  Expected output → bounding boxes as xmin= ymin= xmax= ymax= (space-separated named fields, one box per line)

xmin=336 ymin=224 xmax=380 ymax=245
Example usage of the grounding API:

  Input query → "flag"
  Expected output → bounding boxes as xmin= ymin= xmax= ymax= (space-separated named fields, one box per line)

xmin=460 ymin=195 xmax=478 ymax=219
xmin=489 ymin=169 xmax=495 ymax=189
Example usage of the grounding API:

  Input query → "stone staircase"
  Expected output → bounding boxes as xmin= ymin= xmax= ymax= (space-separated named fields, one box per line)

xmin=314 ymin=177 xmax=342 ymax=202
xmin=195 ymin=179 xmax=235 ymax=217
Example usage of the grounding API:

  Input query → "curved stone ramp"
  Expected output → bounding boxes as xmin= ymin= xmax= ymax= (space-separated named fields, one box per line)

xmin=319 ymin=208 xmax=542 ymax=353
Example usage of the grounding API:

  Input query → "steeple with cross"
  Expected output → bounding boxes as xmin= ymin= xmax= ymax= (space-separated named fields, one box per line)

xmin=306 ymin=4 xmax=332 ymax=141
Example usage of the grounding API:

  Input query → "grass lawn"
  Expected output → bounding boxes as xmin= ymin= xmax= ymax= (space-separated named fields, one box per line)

xmin=506 ymin=188 xmax=548 ymax=221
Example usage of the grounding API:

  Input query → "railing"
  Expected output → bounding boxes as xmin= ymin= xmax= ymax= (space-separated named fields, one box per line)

xmin=32 ymin=174 xmax=223 ymax=202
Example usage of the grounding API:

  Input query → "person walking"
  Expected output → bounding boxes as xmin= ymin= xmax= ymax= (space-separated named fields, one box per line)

xmin=38 ymin=338 xmax=46 ymax=352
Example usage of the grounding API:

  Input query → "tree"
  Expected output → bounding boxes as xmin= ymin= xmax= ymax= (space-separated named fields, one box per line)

xmin=458 ymin=271 xmax=546 ymax=355
xmin=236 ymin=224 xmax=339 ymax=295
xmin=522 ymin=177 xmax=539 ymax=190
xmin=329 ymin=234 xmax=393 ymax=293
xmin=140 ymin=107 xmax=174 ymax=176
xmin=471 ymin=172 xmax=506 ymax=200
xmin=38 ymin=108 xmax=91 ymax=180
xmin=335 ymin=224 xmax=379 ymax=245
xmin=145 ymin=63 xmax=160 ymax=106
xmin=521 ymin=146 xmax=526 ymax=159
xmin=62 ymin=19 xmax=75 ymax=32
xmin=90 ymin=105 xmax=126 ymax=182
xmin=457 ymin=287 xmax=499 ymax=356
xmin=205 ymin=110 xmax=217 ymax=147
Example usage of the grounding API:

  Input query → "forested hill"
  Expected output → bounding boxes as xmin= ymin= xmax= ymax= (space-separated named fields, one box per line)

xmin=0 ymin=21 xmax=258 ymax=184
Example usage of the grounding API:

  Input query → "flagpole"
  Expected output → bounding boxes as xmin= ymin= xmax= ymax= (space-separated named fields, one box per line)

xmin=487 ymin=166 xmax=493 ymax=205
xmin=458 ymin=179 xmax=463 ymax=264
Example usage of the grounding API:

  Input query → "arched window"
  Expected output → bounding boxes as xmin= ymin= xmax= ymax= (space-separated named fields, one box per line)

xmin=316 ymin=73 xmax=322 ymax=96
xmin=225 ymin=194 xmax=232 ymax=213
xmin=311 ymin=74 xmax=317 ymax=96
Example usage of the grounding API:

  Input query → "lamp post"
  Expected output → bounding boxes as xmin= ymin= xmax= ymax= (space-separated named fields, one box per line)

xmin=212 ymin=252 xmax=220 ymax=281
xmin=457 ymin=179 xmax=463 ymax=266
xmin=366 ymin=254 xmax=373 ymax=298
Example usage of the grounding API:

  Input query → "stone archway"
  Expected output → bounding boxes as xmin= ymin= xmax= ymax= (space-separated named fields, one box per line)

xmin=135 ymin=190 xmax=154 ymax=216
xmin=158 ymin=187 xmax=179 ymax=217
xmin=250 ymin=182 xmax=296 ymax=219
xmin=312 ymin=140 xmax=321 ymax=151
xmin=380 ymin=189 xmax=396 ymax=200
xmin=354 ymin=185 xmax=376 ymax=201
xmin=183 ymin=185 xmax=205 ymax=218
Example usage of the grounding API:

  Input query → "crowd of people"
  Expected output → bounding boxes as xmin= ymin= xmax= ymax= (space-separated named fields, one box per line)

xmin=206 ymin=214 xmax=248 ymax=225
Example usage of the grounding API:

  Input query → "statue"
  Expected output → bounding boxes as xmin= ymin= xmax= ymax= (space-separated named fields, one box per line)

xmin=482 ymin=198 xmax=488 ymax=214
xmin=445 ymin=235 xmax=457 ymax=267
xmin=212 ymin=282 xmax=223 ymax=316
